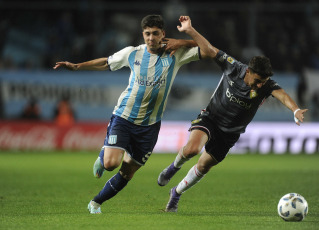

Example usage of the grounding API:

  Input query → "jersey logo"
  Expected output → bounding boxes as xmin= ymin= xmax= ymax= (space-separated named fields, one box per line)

xmin=161 ymin=57 xmax=169 ymax=67
xmin=134 ymin=60 xmax=141 ymax=66
xmin=227 ymin=56 xmax=234 ymax=64
xmin=219 ymin=53 xmax=227 ymax=62
xmin=108 ymin=135 xmax=117 ymax=145
xmin=226 ymin=88 xmax=252 ymax=109
xmin=222 ymin=53 xmax=227 ymax=59
xmin=228 ymin=80 xmax=234 ymax=86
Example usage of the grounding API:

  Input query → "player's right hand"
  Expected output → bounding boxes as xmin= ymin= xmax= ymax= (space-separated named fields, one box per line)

xmin=53 ymin=61 xmax=78 ymax=71
xmin=162 ymin=38 xmax=181 ymax=56
xmin=294 ymin=108 xmax=308 ymax=126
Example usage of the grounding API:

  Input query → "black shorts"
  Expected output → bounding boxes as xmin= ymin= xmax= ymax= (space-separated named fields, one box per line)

xmin=189 ymin=115 xmax=240 ymax=163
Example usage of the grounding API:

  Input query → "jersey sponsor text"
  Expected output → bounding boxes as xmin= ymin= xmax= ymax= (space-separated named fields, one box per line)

xmin=226 ymin=88 xmax=252 ymax=110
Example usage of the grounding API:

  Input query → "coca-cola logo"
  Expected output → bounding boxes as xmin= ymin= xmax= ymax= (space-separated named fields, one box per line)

xmin=0 ymin=126 xmax=57 ymax=149
xmin=62 ymin=128 xmax=105 ymax=149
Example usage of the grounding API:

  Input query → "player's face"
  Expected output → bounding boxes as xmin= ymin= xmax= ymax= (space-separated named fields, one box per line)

xmin=143 ymin=27 xmax=165 ymax=54
xmin=246 ymin=70 xmax=269 ymax=90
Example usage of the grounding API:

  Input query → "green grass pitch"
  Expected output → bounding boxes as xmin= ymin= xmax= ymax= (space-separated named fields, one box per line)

xmin=0 ymin=151 xmax=318 ymax=230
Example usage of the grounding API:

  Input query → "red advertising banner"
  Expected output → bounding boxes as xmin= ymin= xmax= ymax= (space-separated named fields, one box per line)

xmin=1 ymin=121 xmax=318 ymax=154
xmin=0 ymin=121 xmax=107 ymax=150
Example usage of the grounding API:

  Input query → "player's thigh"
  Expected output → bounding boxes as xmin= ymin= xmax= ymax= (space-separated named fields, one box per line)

xmin=119 ymin=153 xmax=142 ymax=180
xmin=183 ymin=129 xmax=208 ymax=156
xmin=103 ymin=147 xmax=125 ymax=170
xmin=197 ymin=150 xmax=219 ymax=174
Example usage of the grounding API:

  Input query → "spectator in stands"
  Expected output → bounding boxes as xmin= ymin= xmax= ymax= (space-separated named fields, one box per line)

xmin=54 ymin=94 xmax=75 ymax=126
xmin=20 ymin=97 xmax=41 ymax=120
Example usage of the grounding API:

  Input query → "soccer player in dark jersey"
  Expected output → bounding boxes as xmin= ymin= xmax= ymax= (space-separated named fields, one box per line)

xmin=158 ymin=16 xmax=308 ymax=212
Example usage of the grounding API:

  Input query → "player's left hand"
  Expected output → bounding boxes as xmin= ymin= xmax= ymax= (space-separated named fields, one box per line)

xmin=294 ymin=109 xmax=308 ymax=126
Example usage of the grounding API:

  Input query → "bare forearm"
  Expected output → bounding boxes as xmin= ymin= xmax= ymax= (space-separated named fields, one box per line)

xmin=76 ymin=58 xmax=109 ymax=71
xmin=273 ymin=89 xmax=298 ymax=112
xmin=178 ymin=39 xmax=197 ymax=48
xmin=272 ymin=88 xmax=308 ymax=125
xmin=185 ymin=28 xmax=219 ymax=59
xmin=54 ymin=57 xmax=109 ymax=71
xmin=283 ymin=95 xmax=299 ymax=112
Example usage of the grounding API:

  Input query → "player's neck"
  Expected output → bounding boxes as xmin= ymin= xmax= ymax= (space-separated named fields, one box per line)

xmin=147 ymin=47 xmax=161 ymax=54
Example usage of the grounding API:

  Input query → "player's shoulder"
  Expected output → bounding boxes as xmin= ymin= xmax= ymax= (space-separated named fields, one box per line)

xmin=266 ymin=78 xmax=280 ymax=89
xmin=134 ymin=44 xmax=147 ymax=51
xmin=216 ymin=50 xmax=241 ymax=65
xmin=118 ymin=45 xmax=144 ymax=53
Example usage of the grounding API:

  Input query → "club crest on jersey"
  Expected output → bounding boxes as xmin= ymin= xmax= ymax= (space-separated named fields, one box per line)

xmin=161 ymin=57 xmax=169 ymax=67
xmin=250 ymin=90 xmax=258 ymax=98
xmin=108 ymin=135 xmax=117 ymax=145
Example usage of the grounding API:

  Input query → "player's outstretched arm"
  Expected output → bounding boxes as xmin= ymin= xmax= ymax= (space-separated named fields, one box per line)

xmin=53 ymin=58 xmax=109 ymax=71
xmin=272 ymin=89 xmax=308 ymax=126
xmin=177 ymin=16 xmax=219 ymax=59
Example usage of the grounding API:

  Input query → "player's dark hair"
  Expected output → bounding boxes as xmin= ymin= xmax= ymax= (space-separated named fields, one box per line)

xmin=141 ymin=15 xmax=164 ymax=30
xmin=248 ymin=56 xmax=274 ymax=79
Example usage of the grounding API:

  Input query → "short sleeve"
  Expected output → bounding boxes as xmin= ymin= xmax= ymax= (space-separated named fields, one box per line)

xmin=266 ymin=79 xmax=282 ymax=97
xmin=173 ymin=47 xmax=200 ymax=67
xmin=108 ymin=46 xmax=135 ymax=71
xmin=214 ymin=50 xmax=249 ymax=81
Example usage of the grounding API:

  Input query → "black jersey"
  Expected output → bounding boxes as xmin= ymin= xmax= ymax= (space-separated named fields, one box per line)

xmin=205 ymin=50 xmax=281 ymax=134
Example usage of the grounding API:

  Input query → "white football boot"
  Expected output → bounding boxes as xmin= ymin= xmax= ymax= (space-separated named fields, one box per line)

xmin=87 ymin=200 xmax=102 ymax=214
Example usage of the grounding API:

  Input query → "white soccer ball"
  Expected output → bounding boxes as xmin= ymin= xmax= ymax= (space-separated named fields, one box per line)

xmin=277 ymin=193 xmax=308 ymax=221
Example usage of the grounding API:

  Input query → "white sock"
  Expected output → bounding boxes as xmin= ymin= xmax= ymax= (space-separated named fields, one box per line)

xmin=176 ymin=164 xmax=205 ymax=194
xmin=174 ymin=147 xmax=189 ymax=168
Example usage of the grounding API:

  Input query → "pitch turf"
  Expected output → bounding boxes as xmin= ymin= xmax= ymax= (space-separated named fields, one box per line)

xmin=0 ymin=151 xmax=318 ymax=230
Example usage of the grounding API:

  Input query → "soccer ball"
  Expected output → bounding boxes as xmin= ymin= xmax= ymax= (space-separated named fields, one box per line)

xmin=277 ymin=193 xmax=308 ymax=221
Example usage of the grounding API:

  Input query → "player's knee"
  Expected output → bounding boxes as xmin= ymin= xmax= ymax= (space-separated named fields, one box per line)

xmin=103 ymin=159 xmax=120 ymax=171
xmin=183 ymin=144 xmax=201 ymax=158
xmin=196 ymin=163 xmax=212 ymax=174
xmin=197 ymin=155 xmax=219 ymax=174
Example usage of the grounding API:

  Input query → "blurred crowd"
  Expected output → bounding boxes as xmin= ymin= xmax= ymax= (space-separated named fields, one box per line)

xmin=0 ymin=0 xmax=318 ymax=73
xmin=0 ymin=0 xmax=319 ymax=121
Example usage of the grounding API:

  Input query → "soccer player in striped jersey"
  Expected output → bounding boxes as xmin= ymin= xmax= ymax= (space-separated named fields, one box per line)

xmin=157 ymin=16 xmax=308 ymax=212
xmin=54 ymin=15 xmax=204 ymax=214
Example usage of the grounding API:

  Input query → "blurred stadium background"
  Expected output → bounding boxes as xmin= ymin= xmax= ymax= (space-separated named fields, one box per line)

xmin=0 ymin=0 xmax=318 ymax=154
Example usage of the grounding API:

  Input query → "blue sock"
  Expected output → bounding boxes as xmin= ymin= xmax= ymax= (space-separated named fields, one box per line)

xmin=93 ymin=172 xmax=128 ymax=204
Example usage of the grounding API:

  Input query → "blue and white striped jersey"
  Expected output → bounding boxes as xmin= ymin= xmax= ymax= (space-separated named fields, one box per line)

xmin=107 ymin=44 xmax=199 ymax=126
